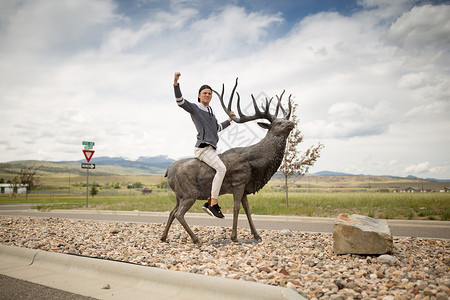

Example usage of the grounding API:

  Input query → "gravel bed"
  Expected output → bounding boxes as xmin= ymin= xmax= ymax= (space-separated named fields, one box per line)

xmin=1 ymin=216 xmax=449 ymax=299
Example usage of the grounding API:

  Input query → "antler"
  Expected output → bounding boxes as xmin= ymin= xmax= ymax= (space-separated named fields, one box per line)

xmin=213 ymin=78 xmax=292 ymax=123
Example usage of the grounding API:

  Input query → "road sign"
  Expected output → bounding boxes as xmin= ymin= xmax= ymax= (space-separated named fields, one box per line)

xmin=81 ymin=141 xmax=95 ymax=209
xmin=81 ymin=163 xmax=96 ymax=169
xmin=83 ymin=150 xmax=95 ymax=163
xmin=82 ymin=141 xmax=95 ymax=150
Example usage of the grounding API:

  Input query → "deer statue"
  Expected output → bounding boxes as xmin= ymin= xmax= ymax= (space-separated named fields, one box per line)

xmin=161 ymin=78 xmax=294 ymax=244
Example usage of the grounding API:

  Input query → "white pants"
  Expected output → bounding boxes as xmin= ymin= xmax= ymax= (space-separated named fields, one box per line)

xmin=194 ymin=146 xmax=227 ymax=199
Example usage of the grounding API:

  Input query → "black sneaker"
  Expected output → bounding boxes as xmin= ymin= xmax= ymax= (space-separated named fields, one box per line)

xmin=207 ymin=203 xmax=224 ymax=219
xmin=202 ymin=202 xmax=213 ymax=217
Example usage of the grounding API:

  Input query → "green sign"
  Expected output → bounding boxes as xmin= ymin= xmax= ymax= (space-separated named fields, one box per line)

xmin=82 ymin=141 xmax=95 ymax=150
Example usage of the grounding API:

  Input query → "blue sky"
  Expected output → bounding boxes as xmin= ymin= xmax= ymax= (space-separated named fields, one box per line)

xmin=0 ymin=0 xmax=449 ymax=179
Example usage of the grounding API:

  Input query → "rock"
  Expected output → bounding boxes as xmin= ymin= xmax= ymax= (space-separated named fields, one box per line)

xmin=280 ymin=229 xmax=293 ymax=236
xmin=1 ymin=216 xmax=449 ymax=300
xmin=334 ymin=280 xmax=345 ymax=290
xmin=279 ymin=268 xmax=290 ymax=276
xmin=258 ymin=266 xmax=271 ymax=273
xmin=286 ymin=282 xmax=296 ymax=289
xmin=333 ymin=214 xmax=393 ymax=255
xmin=377 ymin=255 xmax=398 ymax=265
xmin=102 ymin=283 xmax=110 ymax=289
xmin=416 ymin=280 xmax=428 ymax=290
xmin=330 ymin=295 xmax=345 ymax=300
xmin=109 ymin=228 xmax=120 ymax=234
xmin=423 ymin=287 xmax=434 ymax=296
xmin=436 ymin=292 xmax=448 ymax=300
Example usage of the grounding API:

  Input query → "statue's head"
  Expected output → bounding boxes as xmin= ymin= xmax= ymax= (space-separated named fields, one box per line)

xmin=257 ymin=118 xmax=294 ymax=137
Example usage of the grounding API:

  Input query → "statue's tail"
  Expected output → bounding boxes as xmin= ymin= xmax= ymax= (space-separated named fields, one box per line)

xmin=164 ymin=160 xmax=177 ymax=178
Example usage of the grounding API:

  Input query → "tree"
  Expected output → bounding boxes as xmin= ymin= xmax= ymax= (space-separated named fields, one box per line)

xmin=19 ymin=166 xmax=40 ymax=200
xmin=9 ymin=176 xmax=20 ymax=198
xmin=279 ymin=103 xmax=324 ymax=208
xmin=156 ymin=181 xmax=169 ymax=190
xmin=127 ymin=181 xmax=143 ymax=189
xmin=90 ymin=182 xmax=99 ymax=197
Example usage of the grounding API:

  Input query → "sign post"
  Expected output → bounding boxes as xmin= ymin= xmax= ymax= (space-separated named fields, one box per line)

xmin=82 ymin=141 xmax=95 ymax=208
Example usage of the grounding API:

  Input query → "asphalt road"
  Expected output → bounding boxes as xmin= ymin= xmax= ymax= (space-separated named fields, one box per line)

xmin=0 ymin=274 xmax=96 ymax=300
xmin=1 ymin=204 xmax=449 ymax=240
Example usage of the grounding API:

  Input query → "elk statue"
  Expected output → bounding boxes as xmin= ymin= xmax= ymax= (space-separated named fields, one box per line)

xmin=161 ymin=78 xmax=294 ymax=244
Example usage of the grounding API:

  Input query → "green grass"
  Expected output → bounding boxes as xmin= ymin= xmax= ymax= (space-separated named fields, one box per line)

xmin=2 ymin=191 xmax=449 ymax=221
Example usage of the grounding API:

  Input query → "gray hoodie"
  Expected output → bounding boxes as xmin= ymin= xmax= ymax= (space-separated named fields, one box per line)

xmin=174 ymin=84 xmax=230 ymax=148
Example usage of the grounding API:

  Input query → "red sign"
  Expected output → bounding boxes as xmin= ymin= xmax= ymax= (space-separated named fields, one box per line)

xmin=83 ymin=150 xmax=95 ymax=163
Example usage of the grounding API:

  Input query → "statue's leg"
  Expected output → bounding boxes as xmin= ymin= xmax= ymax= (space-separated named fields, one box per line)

xmin=161 ymin=199 xmax=179 ymax=242
xmin=241 ymin=195 xmax=261 ymax=242
xmin=175 ymin=198 xmax=201 ymax=245
xmin=231 ymin=187 xmax=245 ymax=242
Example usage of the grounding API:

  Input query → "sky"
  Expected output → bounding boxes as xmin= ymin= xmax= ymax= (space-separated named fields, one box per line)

xmin=0 ymin=0 xmax=449 ymax=179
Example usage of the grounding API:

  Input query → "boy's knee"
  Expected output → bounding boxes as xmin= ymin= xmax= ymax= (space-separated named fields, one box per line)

xmin=217 ymin=164 xmax=226 ymax=175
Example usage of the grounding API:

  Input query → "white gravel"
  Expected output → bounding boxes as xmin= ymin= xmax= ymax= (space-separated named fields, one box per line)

xmin=1 ymin=216 xmax=449 ymax=299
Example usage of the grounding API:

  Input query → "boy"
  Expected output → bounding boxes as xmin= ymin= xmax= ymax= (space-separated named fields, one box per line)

xmin=173 ymin=72 xmax=234 ymax=218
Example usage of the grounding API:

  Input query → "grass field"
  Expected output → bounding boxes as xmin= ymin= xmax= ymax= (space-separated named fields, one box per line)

xmin=1 ymin=172 xmax=449 ymax=220
xmin=1 ymin=188 xmax=449 ymax=221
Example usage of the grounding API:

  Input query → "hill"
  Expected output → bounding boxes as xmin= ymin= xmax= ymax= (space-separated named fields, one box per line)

xmin=0 ymin=155 xmax=175 ymax=176
xmin=1 ymin=158 xmax=449 ymax=185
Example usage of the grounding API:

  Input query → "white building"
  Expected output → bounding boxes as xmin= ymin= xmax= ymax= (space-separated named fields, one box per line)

xmin=0 ymin=184 xmax=28 ymax=194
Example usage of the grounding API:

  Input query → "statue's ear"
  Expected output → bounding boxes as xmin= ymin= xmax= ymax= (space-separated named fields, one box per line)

xmin=257 ymin=122 xmax=271 ymax=130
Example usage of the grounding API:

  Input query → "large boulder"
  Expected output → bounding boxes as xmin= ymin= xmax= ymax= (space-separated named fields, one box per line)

xmin=333 ymin=213 xmax=393 ymax=255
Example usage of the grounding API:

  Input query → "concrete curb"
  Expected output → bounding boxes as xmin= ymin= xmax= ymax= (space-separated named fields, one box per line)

xmin=0 ymin=245 xmax=305 ymax=300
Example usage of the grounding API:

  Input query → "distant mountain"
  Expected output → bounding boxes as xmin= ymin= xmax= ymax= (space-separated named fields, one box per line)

xmin=1 ymin=158 xmax=449 ymax=181
xmin=407 ymin=174 xmax=450 ymax=183
xmin=77 ymin=157 xmax=129 ymax=164
xmin=136 ymin=156 xmax=175 ymax=169
xmin=35 ymin=155 xmax=175 ymax=175
xmin=74 ymin=155 xmax=175 ymax=169
xmin=0 ymin=156 xmax=175 ymax=176
xmin=313 ymin=171 xmax=449 ymax=183
xmin=72 ymin=155 xmax=175 ymax=175
xmin=314 ymin=170 xmax=355 ymax=176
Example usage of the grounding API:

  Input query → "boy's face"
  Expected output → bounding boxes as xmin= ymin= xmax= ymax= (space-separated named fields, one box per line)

xmin=198 ymin=88 xmax=212 ymax=106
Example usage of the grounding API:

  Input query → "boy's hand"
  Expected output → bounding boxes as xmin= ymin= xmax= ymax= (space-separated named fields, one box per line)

xmin=174 ymin=72 xmax=181 ymax=85
xmin=229 ymin=111 xmax=236 ymax=122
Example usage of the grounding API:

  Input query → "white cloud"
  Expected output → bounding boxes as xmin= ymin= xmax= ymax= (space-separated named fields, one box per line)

xmin=304 ymin=100 xmax=393 ymax=139
xmin=398 ymin=72 xmax=441 ymax=90
xmin=429 ymin=165 xmax=450 ymax=175
xmin=405 ymin=101 xmax=449 ymax=117
xmin=405 ymin=162 xmax=430 ymax=174
xmin=100 ymin=8 xmax=198 ymax=54
xmin=389 ymin=160 xmax=398 ymax=166
xmin=186 ymin=6 xmax=283 ymax=60
xmin=1 ymin=0 xmax=118 ymax=54
xmin=328 ymin=102 xmax=366 ymax=119
xmin=387 ymin=4 xmax=450 ymax=50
